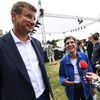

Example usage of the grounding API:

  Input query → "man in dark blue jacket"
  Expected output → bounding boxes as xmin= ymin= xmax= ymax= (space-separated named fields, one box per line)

xmin=0 ymin=1 xmax=53 ymax=100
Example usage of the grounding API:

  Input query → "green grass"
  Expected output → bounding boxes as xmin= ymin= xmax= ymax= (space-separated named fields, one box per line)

xmin=45 ymin=60 xmax=100 ymax=100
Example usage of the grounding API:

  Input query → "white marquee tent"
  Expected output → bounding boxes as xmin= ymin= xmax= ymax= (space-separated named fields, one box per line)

xmin=0 ymin=0 xmax=100 ymax=42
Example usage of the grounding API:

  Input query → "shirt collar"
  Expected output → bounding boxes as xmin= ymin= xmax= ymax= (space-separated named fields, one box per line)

xmin=10 ymin=29 xmax=32 ymax=43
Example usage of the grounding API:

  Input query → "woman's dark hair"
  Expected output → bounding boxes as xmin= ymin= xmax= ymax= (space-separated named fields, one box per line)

xmin=64 ymin=36 xmax=77 ymax=44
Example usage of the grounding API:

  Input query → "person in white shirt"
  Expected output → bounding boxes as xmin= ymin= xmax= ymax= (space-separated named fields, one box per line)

xmin=0 ymin=1 xmax=53 ymax=100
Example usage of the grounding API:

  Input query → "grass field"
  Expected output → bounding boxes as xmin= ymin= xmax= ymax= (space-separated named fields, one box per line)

xmin=45 ymin=60 xmax=100 ymax=100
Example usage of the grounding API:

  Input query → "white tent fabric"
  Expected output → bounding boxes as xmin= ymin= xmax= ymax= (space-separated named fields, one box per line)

xmin=0 ymin=0 xmax=100 ymax=41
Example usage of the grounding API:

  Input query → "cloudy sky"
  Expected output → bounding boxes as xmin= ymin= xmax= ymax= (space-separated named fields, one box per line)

xmin=0 ymin=0 xmax=100 ymax=41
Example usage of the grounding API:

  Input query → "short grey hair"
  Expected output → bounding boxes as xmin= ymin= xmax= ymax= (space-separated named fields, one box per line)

xmin=11 ymin=1 xmax=37 ymax=14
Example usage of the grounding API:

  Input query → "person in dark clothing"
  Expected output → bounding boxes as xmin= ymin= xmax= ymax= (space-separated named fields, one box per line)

xmin=86 ymin=36 xmax=93 ymax=62
xmin=77 ymin=40 xmax=86 ymax=53
xmin=0 ymin=1 xmax=54 ymax=100
xmin=91 ymin=32 xmax=100 ymax=74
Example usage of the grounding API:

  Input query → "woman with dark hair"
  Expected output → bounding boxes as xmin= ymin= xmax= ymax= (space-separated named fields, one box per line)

xmin=59 ymin=36 xmax=94 ymax=100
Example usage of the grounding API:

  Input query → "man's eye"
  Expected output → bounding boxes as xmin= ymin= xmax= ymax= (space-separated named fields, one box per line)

xmin=26 ymin=15 xmax=32 ymax=19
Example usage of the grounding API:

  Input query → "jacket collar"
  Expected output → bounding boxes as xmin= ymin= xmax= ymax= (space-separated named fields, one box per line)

xmin=2 ymin=31 xmax=33 ymax=87
xmin=65 ymin=52 xmax=82 ymax=64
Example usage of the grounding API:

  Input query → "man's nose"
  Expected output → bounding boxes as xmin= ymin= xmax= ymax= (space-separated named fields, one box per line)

xmin=30 ymin=19 xmax=35 ymax=26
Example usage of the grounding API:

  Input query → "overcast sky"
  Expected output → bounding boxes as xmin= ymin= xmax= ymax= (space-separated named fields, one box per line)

xmin=0 ymin=0 xmax=100 ymax=41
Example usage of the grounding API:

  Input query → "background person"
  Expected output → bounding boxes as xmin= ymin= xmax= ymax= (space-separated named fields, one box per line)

xmin=47 ymin=44 xmax=56 ymax=65
xmin=77 ymin=40 xmax=86 ymax=53
xmin=86 ymin=36 xmax=93 ymax=64
xmin=86 ymin=72 xmax=100 ymax=93
xmin=0 ymin=1 xmax=53 ymax=100
xmin=91 ymin=32 xmax=100 ymax=75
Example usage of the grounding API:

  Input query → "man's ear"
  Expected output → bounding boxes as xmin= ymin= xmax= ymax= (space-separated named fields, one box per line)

xmin=11 ymin=11 xmax=17 ymax=22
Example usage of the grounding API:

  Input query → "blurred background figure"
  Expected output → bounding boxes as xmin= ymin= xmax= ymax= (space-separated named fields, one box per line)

xmin=87 ymin=33 xmax=100 ymax=100
xmin=47 ymin=44 xmax=57 ymax=65
xmin=86 ymin=36 xmax=93 ymax=63
xmin=77 ymin=40 xmax=86 ymax=53
xmin=91 ymin=32 xmax=100 ymax=75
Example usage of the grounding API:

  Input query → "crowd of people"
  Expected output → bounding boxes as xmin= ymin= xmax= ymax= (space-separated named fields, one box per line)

xmin=0 ymin=1 xmax=100 ymax=100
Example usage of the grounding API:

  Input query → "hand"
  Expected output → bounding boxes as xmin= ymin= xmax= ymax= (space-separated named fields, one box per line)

xmin=64 ymin=79 xmax=79 ymax=85
xmin=85 ymin=72 xmax=100 ymax=81
xmin=91 ymin=88 xmax=96 ymax=95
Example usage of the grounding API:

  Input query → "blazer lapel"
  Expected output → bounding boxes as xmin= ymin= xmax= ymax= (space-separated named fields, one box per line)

xmin=3 ymin=33 xmax=32 ymax=87
xmin=31 ymin=39 xmax=44 ymax=68
xmin=31 ymin=39 xmax=47 ymax=80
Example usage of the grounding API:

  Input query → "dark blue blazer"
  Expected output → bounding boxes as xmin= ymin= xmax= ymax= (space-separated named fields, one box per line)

xmin=0 ymin=32 xmax=53 ymax=100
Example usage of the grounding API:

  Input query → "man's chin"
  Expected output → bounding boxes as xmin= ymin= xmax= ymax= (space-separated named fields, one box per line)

xmin=26 ymin=28 xmax=33 ymax=31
